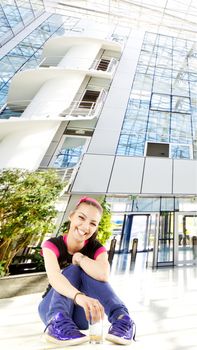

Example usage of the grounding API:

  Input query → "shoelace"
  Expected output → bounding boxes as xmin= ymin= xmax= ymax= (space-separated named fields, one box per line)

xmin=44 ymin=316 xmax=81 ymax=336
xmin=110 ymin=318 xmax=136 ymax=341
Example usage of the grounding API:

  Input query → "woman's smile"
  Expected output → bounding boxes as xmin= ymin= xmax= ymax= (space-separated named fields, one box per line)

xmin=75 ymin=228 xmax=87 ymax=237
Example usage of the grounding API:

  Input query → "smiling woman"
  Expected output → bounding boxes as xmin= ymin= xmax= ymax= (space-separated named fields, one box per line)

xmin=38 ymin=197 xmax=136 ymax=346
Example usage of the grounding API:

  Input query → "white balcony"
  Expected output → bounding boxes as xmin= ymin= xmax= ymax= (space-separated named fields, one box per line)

xmin=2 ymin=88 xmax=107 ymax=121
xmin=6 ymin=67 xmax=111 ymax=113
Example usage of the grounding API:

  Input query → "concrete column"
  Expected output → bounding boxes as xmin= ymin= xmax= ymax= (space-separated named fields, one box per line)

xmin=0 ymin=120 xmax=60 ymax=170
xmin=21 ymin=73 xmax=85 ymax=119
xmin=58 ymin=42 xmax=101 ymax=69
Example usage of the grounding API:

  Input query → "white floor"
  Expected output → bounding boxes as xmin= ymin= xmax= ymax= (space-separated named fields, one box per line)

xmin=1 ymin=254 xmax=197 ymax=350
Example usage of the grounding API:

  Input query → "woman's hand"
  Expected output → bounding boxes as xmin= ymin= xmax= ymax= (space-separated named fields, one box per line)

xmin=72 ymin=252 xmax=85 ymax=266
xmin=74 ymin=293 xmax=104 ymax=323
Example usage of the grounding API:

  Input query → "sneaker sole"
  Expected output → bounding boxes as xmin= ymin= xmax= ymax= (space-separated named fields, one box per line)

xmin=106 ymin=334 xmax=132 ymax=345
xmin=45 ymin=333 xmax=89 ymax=346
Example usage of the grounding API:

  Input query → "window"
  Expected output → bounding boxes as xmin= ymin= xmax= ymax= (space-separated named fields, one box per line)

xmin=170 ymin=144 xmax=191 ymax=159
xmin=150 ymin=93 xmax=171 ymax=111
xmin=146 ymin=142 xmax=169 ymax=157
xmin=50 ymin=136 xmax=90 ymax=168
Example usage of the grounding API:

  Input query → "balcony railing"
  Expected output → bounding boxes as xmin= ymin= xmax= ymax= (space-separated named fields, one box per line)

xmin=38 ymin=166 xmax=77 ymax=192
xmin=0 ymin=104 xmax=22 ymax=119
xmin=39 ymin=56 xmax=117 ymax=72
xmin=90 ymin=58 xmax=118 ymax=73
xmin=61 ymin=89 xmax=107 ymax=119
xmin=39 ymin=57 xmax=93 ymax=68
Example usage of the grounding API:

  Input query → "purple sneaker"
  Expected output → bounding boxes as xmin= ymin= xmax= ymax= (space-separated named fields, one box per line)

xmin=106 ymin=314 xmax=136 ymax=345
xmin=44 ymin=312 xmax=89 ymax=346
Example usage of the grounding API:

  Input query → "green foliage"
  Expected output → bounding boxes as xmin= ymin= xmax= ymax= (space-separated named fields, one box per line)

xmin=0 ymin=169 xmax=64 ymax=274
xmin=0 ymin=260 xmax=6 ymax=277
xmin=97 ymin=199 xmax=113 ymax=245
xmin=59 ymin=220 xmax=70 ymax=234
xmin=30 ymin=247 xmax=45 ymax=272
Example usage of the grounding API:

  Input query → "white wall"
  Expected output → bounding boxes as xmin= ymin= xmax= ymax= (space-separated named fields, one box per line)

xmin=72 ymin=153 xmax=197 ymax=195
xmin=72 ymin=154 xmax=114 ymax=193
xmin=0 ymin=121 xmax=60 ymax=170
xmin=142 ymin=157 xmax=173 ymax=194
xmin=173 ymin=159 xmax=197 ymax=194
xmin=108 ymin=156 xmax=144 ymax=193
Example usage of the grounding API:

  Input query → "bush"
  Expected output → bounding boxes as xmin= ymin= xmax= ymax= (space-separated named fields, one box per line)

xmin=0 ymin=169 xmax=64 ymax=274
xmin=97 ymin=199 xmax=113 ymax=245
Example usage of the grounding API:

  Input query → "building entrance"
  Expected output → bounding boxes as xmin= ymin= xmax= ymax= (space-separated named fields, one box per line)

xmin=117 ymin=211 xmax=197 ymax=268
xmin=174 ymin=212 xmax=197 ymax=266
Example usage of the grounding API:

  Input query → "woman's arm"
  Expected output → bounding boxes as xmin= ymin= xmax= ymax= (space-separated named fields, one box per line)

xmin=43 ymin=247 xmax=79 ymax=299
xmin=43 ymin=247 xmax=104 ymax=322
xmin=72 ymin=251 xmax=110 ymax=282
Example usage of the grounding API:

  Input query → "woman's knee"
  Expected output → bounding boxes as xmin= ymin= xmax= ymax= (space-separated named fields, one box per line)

xmin=81 ymin=270 xmax=107 ymax=285
xmin=62 ymin=265 xmax=82 ymax=286
xmin=62 ymin=264 xmax=81 ymax=275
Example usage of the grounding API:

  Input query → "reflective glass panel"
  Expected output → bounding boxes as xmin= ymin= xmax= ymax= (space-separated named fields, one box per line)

xmin=133 ymin=197 xmax=160 ymax=212
xmin=171 ymin=96 xmax=190 ymax=113
xmin=151 ymin=93 xmax=171 ymax=111
xmin=170 ymin=145 xmax=191 ymax=159
xmin=52 ymin=137 xmax=87 ymax=168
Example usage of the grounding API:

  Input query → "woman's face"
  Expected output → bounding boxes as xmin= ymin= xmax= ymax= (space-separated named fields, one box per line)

xmin=69 ymin=203 xmax=102 ymax=243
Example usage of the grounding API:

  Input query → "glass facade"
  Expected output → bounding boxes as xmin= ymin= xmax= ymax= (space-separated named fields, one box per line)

xmin=107 ymin=196 xmax=197 ymax=213
xmin=0 ymin=13 xmax=80 ymax=116
xmin=117 ymin=32 xmax=197 ymax=160
xmin=0 ymin=0 xmax=45 ymax=47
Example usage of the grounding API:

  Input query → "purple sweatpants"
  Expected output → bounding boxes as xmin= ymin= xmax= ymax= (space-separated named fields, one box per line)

xmin=38 ymin=265 xmax=129 ymax=329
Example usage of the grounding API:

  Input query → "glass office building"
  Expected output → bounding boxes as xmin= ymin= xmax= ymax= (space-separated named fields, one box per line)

xmin=0 ymin=0 xmax=197 ymax=268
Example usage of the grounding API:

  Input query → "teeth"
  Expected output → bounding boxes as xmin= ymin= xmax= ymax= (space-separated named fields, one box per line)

xmin=78 ymin=229 xmax=85 ymax=236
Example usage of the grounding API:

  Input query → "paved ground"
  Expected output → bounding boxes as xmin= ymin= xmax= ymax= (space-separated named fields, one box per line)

xmin=1 ymin=254 xmax=197 ymax=350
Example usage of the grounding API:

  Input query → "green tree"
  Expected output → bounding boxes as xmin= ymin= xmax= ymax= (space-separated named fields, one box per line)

xmin=0 ymin=169 xmax=64 ymax=275
xmin=97 ymin=199 xmax=113 ymax=245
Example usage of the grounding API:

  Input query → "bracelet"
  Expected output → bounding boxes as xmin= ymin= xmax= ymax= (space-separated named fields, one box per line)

xmin=73 ymin=292 xmax=85 ymax=305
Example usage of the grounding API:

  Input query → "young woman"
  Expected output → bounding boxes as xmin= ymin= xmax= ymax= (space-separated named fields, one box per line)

xmin=38 ymin=197 xmax=135 ymax=346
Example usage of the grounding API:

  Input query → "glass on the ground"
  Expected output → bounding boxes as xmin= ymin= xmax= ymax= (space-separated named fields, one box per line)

xmin=89 ymin=318 xmax=103 ymax=344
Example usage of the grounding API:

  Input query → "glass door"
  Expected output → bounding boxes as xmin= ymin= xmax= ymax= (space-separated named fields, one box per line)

xmin=117 ymin=214 xmax=152 ymax=272
xmin=146 ymin=212 xmax=175 ymax=268
xmin=119 ymin=214 xmax=150 ymax=253
xmin=175 ymin=212 xmax=197 ymax=266
xmin=157 ymin=212 xmax=174 ymax=267
xmin=146 ymin=213 xmax=159 ymax=268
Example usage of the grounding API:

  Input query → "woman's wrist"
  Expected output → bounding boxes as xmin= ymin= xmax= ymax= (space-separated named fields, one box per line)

xmin=73 ymin=291 xmax=85 ymax=305
xmin=78 ymin=254 xmax=86 ymax=266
